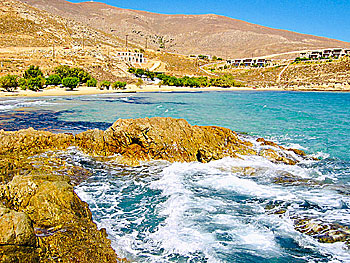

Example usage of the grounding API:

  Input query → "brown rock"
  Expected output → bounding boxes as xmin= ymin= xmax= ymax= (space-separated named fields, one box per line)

xmin=0 ymin=205 xmax=36 ymax=246
xmin=259 ymin=148 xmax=297 ymax=165
xmin=0 ymin=117 xmax=312 ymax=262
xmin=76 ymin=117 xmax=257 ymax=165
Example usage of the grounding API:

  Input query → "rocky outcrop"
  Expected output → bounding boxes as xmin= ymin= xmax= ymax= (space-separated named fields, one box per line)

xmin=76 ymin=117 xmax=302 ymax=166
xmin=76 ymin=117 xmax=258 ymax=164
xmin=0 ymin=164 xmax=125 ymax=262
xmin=0 ymin=117 xmax=309 ymax=261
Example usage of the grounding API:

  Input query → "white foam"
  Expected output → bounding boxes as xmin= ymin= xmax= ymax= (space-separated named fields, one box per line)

xmin=0 ymin=99 xmax=55 ymax=112
xmin=73 ymin=152 xmax=350 ymax=262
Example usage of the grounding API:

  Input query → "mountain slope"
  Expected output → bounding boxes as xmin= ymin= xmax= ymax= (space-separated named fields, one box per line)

xmin=0 ymin=0 xmax=133 ymax=79
xmin=0 ymin=0 xmax=124 ymax=48
xmin=19 ymin=0 xmax=350 ymax=58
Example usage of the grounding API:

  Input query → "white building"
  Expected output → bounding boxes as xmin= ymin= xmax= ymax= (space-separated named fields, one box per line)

xmin=116 ymin=51 xmax=146 ymax=64
xmin=226 ymin=58 xmax=270 ymax=67
xmin=300 ymin=48 xmax=349 ymax=60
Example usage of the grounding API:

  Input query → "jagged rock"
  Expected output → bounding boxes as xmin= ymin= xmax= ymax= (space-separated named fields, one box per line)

xmin=0 ymin=128 xmax=74 ymax=157
xmin=294 ymin=218 xmax=350 ymax=244
xmin=0 ymin=205 xmax=36 ymax=246
xmin=76 ymin=117 xmax=291 ymax=165
xmin=259 ymin=148 xmax=297 ymax=165
xmin=0 ymin=163 xmax=125 ymax=262
xmin=0 ymin=205 xmax=38 ymax=263
xmin=0 ymin=117 xmax=310 ymax=261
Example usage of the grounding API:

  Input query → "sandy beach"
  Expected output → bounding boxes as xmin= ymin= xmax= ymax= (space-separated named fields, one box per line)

xmin=0 ymin=84 xmax=349 ymax=98
xmin=0 ymin=85 xmax=277 ymax=98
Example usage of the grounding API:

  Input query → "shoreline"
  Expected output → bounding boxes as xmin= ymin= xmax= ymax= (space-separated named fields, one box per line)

xmin=0 ymin=84 xmax=349 ymax=98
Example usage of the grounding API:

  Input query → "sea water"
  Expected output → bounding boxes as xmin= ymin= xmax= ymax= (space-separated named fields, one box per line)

xmin=0 ymin=91 xmax=349 ymax=262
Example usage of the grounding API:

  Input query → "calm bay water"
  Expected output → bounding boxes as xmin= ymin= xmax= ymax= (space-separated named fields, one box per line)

xmin=1 ymin=91 xmax=349 ymax=262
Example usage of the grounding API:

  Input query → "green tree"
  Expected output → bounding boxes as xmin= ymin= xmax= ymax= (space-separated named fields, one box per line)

xmin=144 ymin=70 xmax=156 ymax=80
xmin=55 ymin=65 xmax=91 ymax=83
xmin=135 ymin=68 xmax=145 ymax=78
xmin=46 ymin=74 xmax=61 ymax=86
xmin=112 ymin=81 xmax=127 ymax=90
xmin=86 ymin=78 xmax=97 ymax=87
xmin=128 ymin=67 xmax=136 ymax=74
xmin=55 ymin=65 xmax=72 ymax=79
xmin=23 ymin=65 xmax=43 ymax=79
xmin=27 ymin=76 xmax=45 ymax=91
xmin=62 ymin=77 xmax=79 ymax=90
xmin=0 ymin=75 xmax=18 ymax=92
xmin=18 ymin=78 xmax=27 ymax=90
xmin=99 ymin=81 xmax=111 ymax=90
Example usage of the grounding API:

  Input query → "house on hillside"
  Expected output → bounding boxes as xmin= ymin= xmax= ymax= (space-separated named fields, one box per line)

xmin=332 ymin=49 xmax=346 ymax=58
xmin=227 ymin=58 xmax=270 ymax=67
xmin=257 ymin=59 xmax=267 ymax=67
xmin=243 ymin=58 xmax=253 ymax=67
xmin=322 ymin=49 xmax=332 ymax=58
xmin=300 ymin=52 xmax=308 ymax=58
xmin=234 ymin=59 xmax=242 ymax=66
xmin=116 ymin=51 xmax=146 ymax=64
xmin=309 ymin=51 xmax=322 ymax=59
xmin=226 ymin=59 xmax=243 ymax=66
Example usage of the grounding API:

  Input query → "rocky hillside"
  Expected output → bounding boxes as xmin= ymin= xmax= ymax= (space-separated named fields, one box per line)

xmin=0 ymin=0 xmax=126 ymax=48
xmin=211 ymin=57 xmax=350 ymax=90
xmin=19 ymin=0 xmax=350 ymax=58
xmin=0 ymin=0 xmax=135 ymax=80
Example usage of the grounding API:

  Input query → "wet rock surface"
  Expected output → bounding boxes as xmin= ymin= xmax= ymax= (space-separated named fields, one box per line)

xmin=0 ymin=117 xmax=316 ymax=261
xmin=76 ymin=117 xmax=303 ymax=165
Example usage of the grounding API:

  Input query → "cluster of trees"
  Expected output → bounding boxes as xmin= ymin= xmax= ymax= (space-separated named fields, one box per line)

xmin=50 ymin=65 xmax=97 ymax=90
xmin=0 ymin=66 xmax=45 ymax=92
xmin=128 ymin=67 xmax=243 ymax=88
xmin=128 ymin=68 xmax=156 ymax=80
xmin=97 ymin=81 xmax=127 ymax=90
xmin=0 ymin=65 xmax=98 ymax=92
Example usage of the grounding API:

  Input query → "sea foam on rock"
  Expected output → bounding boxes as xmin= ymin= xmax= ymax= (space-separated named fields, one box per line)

xmin=0 ymin=117 xmax=326 ymax=262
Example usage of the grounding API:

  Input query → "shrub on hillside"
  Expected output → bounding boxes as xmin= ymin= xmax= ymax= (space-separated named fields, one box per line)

xmin=46 ymin=74 xmax=62 ymax=86
xmin=62 ymin=77 xmax=79 ymax=90
xmin=136 ymin=79 xmax=143 ymax=88
xmin=86 ymin=78 xmax=97 ymax=87
xmin=0 ymin=75 xmax=18 ymax=92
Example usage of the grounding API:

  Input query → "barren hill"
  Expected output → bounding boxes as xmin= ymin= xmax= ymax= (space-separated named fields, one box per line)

xmin=0 ymin=0 xmax=125 ymax=48
xmin=0 ymin=0 xmax=134 ymax=80
xmin=19 ymin=0 xmax=350 ymax=58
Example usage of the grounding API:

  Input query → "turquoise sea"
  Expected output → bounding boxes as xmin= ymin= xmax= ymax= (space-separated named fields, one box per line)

xmin=1 ymin=91 xmax=350 ymax=262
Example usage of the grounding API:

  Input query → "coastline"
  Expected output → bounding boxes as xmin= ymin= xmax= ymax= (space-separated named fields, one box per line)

xmin=1 ymin=84 xmax=349 ymax=98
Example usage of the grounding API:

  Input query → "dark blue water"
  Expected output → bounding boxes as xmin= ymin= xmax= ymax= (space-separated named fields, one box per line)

xmin=1 ymin=91 xmax=349 ymax=262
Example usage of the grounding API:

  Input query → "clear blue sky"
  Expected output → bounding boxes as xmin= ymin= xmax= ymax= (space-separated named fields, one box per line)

xmin=70 ymin=0 xmax=350 ymax=42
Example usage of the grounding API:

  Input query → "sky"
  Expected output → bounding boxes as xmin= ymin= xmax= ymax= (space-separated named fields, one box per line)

xmin=69 ymin=0 xmax=350 ymax=42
